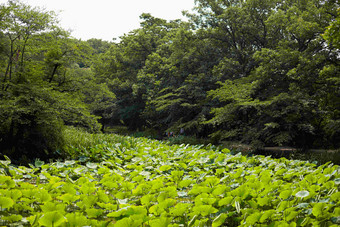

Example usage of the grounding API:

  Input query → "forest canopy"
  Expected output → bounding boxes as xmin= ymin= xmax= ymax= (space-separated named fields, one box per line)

xmin=0 ymin=0 xmax=339 ymax=162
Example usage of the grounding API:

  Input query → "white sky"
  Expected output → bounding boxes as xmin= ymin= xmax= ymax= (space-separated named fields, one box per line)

xmin=1 ymin=0 xmax=196 ymax=41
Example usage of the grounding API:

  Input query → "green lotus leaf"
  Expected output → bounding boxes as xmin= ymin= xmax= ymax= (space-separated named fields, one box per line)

xmin=148 ymin=216 xmax=171 ymax=227
xmin=149 ymin=204 xmax=160 ymax=215
xmin=35 ymin=189 xmax=52 ymax=203
xmin=332 ymin=207 xmax=340 ymax=216
xmin=286 ymin=210 xmax=298 ymax=221
xmin=34 ymin=159 xmax=45 ymax=168
xmin=170 ymin=203 xmax=191 ymax=216
xmin=192 ymin=204 xmax=218 ymax=216
xmin=107 ymin=208 xmax=127 ymax=218
xmin=73 ymin=167 xmax=86 ymax=175
xmin=0 ymin=196 xmax=14 ymax=209
xmin=40 ymin=202 xmax=66 ymax=213
xmin=58 ymin=193 xmax=80 ymax=204
xmin=189 ymin=185 xmax=212 ymax=195
xmin=151 ymin=180 xmax=163 ymax=190
xmin=141 ymin=194 xmax=154 ymax=206
xmin=179 ymin=162 xmax=188 ymax=169
xmin=86 ymin=208 xmax=104 ymax=218
xmin=158 ymin=198 xmax=176 ymax=210
xmin=62 ymin=182 xmax=77 ymax=194
xmin=218 ymin=196 xmax=234 ymax=207
xmin=323 ymin=181 xmax=335 ymax=189
xmin=247 ymin=199 xmax=258 ymax=209
xmin=159 ymin=165 xmax=171 ymax=172
xmin=177 ymin=190 xmax=188 ymax=197
xmin=115 ymin=191 xmax=125 ymax=199
xmin=295 ymin=190 xmax=309 ymax=198
xmin=86 ymin=162 xmax=98 ymax=169
xmin=97 ymin=202 xmax=117 ymax=211
xmin=171 ymin=170 xmax=184 ymax=181
xmin=257 ymin=197 xmax=271 ymax=206
xmin=114 ymin=217 xmax=135 ymax=227
xmin=8 ymin=189 xmax=22 ymax=201
xmin=246 ymin=212 xmax=262 ymax=225
xmin=97 ymin=190 xmax=110 ymax=203
xmin=277 ymin=201 xmax=289 ymax=212
xmin=259 ymin=210 xmax=275 ymax=223
xmin=330 ymin=192 xmax=340 ymax=202
xmin=204 ymin=176 xmax=220 ymax=187
xmin=0 ymin=176 xmax=15 ymax=188
xmin=179 ymin=179 xmax=193 ymax=188
xmin=188 ymin=215 xmax=198 ymax=227
xmin=79 ymin=156 xmax=89 ymax=163
xmin=279 ymin=190 xmax=292 ymax=200
xmin=312 ymin=203 xmax=328 ymax=217
xmin=212 ymin=213 xmax=228 ymax=227
xmin=81 ymin=195 xmax=98 ymax=208
xmin=39 ymin=211 xmax=66 ymax=227
xmin=195 ymin=195 xmax=216 ymax=206
xmin=2 ymin=214 xmax=23 ymax=222
xmin=118 ymin=198 xmax=129 ymax=204
xmin=27 ymin=214 xmax=41 ymax=226
xmin=65 ymin=213 xmax=88 ymax=227
xmin=216 ymin=168 xmax=225 ymax=175
xmin=2 ymin=132 xmax=340 ymax=226
xmin=296 ymin=203 xmax=310 ymax=209
xmin=127 ymin=206 xmax=147 ymax=216
xmin=64 ymin=160 xmax=76 ymax=166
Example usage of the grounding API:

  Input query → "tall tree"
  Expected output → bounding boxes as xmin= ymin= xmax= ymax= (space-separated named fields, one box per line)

xmin=0 ymin=0 xmax=106 ymax=163
xmin=93 ymin=14 xmax=179 ymax=130
xmin=206 ymin=0 xmax=340 ymax=148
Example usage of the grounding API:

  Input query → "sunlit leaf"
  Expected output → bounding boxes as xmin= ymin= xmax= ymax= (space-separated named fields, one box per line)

xmin=312 ymin=203 xmax=328 ymax=217
xmin=295 ymin=190 xmax=309 ymax=198
xmin=246 ymin=212 xmax=262 ymax=225
xmin=39 ymin=211 xmax=66 ymax=227
xmin=35 ymin=159 xmax=45 ymax=168
xmin=212 ymin=213 xmax=228 ymax=227
xmin=86 ymin=208 xmax=103 ymax=218
xmin=86 ymin=162 xmax=98 ymax=169
xmin=65 ymin=213 xmax=88 ymax=227
xmin=0 ymin=196 xmax=14 ymax=209
xmin=279 ymin=190 xmax=292 ymax=200
xmin=2 ymin=214 xmax=23 ymax=222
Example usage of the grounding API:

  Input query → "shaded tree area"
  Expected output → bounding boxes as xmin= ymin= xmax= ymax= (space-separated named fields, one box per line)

xmin=0 ymin=0 xmax=115 ymax=163
xmin=0 ymin=0 xmax=339 ymax=164
xmin=94 ymin=0 xmax=339 ymax=149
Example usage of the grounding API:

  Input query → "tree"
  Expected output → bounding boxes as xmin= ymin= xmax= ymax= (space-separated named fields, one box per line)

xmin=206 ymin=0 xmax=340 ymax=148
xmin=0 ymin=0 xmax=103 ymax=163
xmin=93 ymin=14 xmax=178 ymax=131
xmin=139 ymin=23 xmax=222 ymax=136
xmin=0 ymin=0 xmax=58 ymax=87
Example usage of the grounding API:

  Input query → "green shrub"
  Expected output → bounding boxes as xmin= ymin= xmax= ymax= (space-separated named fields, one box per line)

xmin=0 ymin=86 xmax=66 ymax=164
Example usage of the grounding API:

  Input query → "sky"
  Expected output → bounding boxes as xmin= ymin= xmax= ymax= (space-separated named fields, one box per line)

xmin=2 ymin=0 xmax=196 ymax=41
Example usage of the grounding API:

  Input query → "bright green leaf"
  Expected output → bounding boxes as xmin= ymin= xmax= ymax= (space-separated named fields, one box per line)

xmin=39 ymin=211 xmax=66 ymax=227
xmin=295 ymin=190 xmax=309 ymax=198
xmin=0 ymin=196 xmax=14 ymax=209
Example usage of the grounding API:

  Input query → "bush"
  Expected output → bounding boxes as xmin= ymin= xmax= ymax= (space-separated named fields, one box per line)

xmin=0 ymin=85 xmax=66 ymax=164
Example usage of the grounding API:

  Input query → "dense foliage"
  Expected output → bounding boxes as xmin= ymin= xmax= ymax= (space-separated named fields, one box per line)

xmin=1 ymin=1 xmax=339 ymax=226
xmin=0 ymin=0 xmax=339 ymax=160
xmin=1 ymin=133 xmax=339 ymax=226
xmin=0 ymin=0 xmax=114 ymax=162
xmin=92 ymin=0 xmax=340 ymax=149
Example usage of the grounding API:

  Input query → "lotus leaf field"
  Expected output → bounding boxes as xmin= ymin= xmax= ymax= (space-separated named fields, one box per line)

xmin=0 ymin=134 xmax=340 ymax=226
